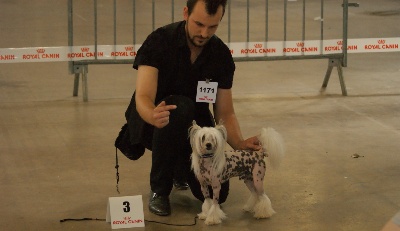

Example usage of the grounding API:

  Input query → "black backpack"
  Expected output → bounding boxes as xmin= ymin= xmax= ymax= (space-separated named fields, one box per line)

xmin=114 ymin=123 xmax=145 ymax=161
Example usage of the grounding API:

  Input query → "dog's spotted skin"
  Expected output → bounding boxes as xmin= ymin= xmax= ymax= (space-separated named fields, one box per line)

xmin=196 ymin=150 xmax=267 ymax=203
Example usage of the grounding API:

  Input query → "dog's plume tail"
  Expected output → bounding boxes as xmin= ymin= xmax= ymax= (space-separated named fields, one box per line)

xmin=259 ymin=127 xmax=285 ymax=168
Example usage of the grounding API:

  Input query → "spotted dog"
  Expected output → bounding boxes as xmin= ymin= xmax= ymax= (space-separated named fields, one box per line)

xmin=189 ymin=121 xmax=285 ymax=225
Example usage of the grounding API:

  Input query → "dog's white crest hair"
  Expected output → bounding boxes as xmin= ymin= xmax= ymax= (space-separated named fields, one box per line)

xmin=189 ymin=121 xmax=227 ymax=176
xmin=210 ymin=123 xmax=227 ymax=175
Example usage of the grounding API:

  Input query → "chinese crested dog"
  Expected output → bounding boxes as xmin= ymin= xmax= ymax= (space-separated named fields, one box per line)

xmin=189 ymin=121 xmax=285 ymax=225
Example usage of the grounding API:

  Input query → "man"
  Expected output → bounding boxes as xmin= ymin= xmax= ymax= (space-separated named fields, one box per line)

xmin=127 ymin=0 xmax=261 ymax=216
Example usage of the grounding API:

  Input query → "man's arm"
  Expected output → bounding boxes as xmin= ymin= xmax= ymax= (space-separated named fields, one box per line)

xmin=214 ymin=88 xmax=260 ymax=150
xmin=135 ymin=65 xmax=176 ymax=128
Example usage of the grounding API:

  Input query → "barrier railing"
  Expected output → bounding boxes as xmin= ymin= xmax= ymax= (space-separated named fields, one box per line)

xmin=68 ymin=0 xmax=357 ymax=101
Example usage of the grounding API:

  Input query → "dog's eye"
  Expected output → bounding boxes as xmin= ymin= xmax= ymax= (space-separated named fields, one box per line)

xmin=201 ymin=135 xmax=205 ymax=142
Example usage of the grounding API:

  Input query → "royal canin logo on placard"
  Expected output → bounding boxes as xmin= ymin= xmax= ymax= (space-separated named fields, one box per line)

xmin=125 ymin=46 xmax=134 ymax=51
xmin=364 ymin=39 xmax=398 ymax=50
xmin=296 ymin=42 xmax=305 ymax=47
xmin=112 ymin=216 xmax=143 ymax=225
xmin=81 ymin=47 xmax=90 ymax=52
xmin=36 ymin=48 xmax=45 ymax=53
xmin=240 ymin=43 xmax=276 ymax=54
xmin=198 ymin=96 xmax=213 ymax=102
xmin=337 ymin=40 xmax=343 ymax=45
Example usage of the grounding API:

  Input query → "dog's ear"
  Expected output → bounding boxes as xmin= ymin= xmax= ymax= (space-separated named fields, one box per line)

xmin=215 ymin=124 xmax=227 ymax=141
xmin=189 ymin=121 xmax=201 ymax=139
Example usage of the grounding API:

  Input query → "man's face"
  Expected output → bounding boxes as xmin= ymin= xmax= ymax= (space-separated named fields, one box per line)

xmin=184 ymin=1 xmax=223 ymax=48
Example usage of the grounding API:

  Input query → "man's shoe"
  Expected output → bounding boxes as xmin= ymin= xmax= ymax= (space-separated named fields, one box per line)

xmin=173 ymin=179 xmax=189 ymax=190
xmin=149 ymin=191 xmax=171 ymax=216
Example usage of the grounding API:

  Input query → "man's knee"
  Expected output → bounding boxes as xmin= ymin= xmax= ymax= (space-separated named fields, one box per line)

xmin=162 ymin=95 xmax=195 ymax=126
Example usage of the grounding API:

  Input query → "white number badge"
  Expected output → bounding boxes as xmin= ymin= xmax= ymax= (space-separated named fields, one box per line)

xmin=196 ymin=80 xmax=218 ymax=103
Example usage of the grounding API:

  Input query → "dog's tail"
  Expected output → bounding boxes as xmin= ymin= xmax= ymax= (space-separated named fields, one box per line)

xmin=259 ymin=127 xmax=285 ymax=168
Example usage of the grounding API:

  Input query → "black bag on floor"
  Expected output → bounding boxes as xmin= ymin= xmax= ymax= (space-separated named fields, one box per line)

xmin=114 ymin=123 xmax=145 ymax=160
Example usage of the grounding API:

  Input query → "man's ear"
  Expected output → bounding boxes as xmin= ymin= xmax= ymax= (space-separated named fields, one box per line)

xmin=183 ymin=6 xmax=189 ymax=21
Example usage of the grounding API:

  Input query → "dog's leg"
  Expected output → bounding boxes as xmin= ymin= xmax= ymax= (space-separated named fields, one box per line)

xmin=253 ymin=193 xmax=276 ymax=219
xmin=198 ymin=198 xmax=212 ymax=220
xmin=252 ymin=166 xmax=276 ymax=219
xmin=205 ymin=202 xmax=226 ymax=225
xmin=204 ymin=182 xmax=226 ymax=225
xmin=243 ymin=179 xmax=258 ymax=213
xmin=198 ymin=184 xmax=212 ymax=220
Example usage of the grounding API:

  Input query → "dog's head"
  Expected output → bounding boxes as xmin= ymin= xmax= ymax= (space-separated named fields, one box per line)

xmin=189 ymin=121 xmax=227 ymax=176
xmin=189 ymin=120 xmax=227 ymax=157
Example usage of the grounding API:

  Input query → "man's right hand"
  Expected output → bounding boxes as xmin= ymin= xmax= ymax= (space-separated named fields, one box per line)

xmin=152 ymin=101 xmax=177 ymax=128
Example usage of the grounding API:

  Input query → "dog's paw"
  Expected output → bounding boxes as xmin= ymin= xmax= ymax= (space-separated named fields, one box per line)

xmin=253 ymin=207 xmax=276 ymax=219
xmin=243 ymin=205 xmax=254 ymax=213
xmin=203 ymin=204 xmax=226 ymax=225
xmin=205 ymin=217 xmax=222 ymax=225
xmin=243 ymin=193 xmax=258 ymax=212
xmin=243 ymin=202 xmax=255 ymax=213
xmin=197 ymin=212 xmax=208 ymax=220
xmin=198 ymin=198 xmax=212 ymax=220
xmin=253 ymin=194 xmax=276 ymax=219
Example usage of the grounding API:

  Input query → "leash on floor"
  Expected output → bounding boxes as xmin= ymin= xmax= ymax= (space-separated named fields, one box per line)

xmin=60 ymin=216 xmax=198 ymax=226
xmin=115 ymin=147 xmax=120 ymax=194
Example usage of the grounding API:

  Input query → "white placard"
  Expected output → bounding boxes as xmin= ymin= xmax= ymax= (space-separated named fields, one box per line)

xmin=106 ymin=195 xmax=145 ymax=229
xmin=196 ymin=81 xmax=218 ymax=103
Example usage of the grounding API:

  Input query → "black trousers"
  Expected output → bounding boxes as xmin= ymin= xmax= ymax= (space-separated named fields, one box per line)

xmin=148 ymin=95 xmax=229 ymax=203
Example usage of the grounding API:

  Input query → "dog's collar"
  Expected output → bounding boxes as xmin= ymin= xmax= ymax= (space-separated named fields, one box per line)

xmin=201 ymin=154 xmax=214 ymax=158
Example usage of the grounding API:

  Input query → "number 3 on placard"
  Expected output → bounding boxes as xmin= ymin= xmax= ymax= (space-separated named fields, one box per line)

xmin=123 ymin=201 xmax=131 ymax=212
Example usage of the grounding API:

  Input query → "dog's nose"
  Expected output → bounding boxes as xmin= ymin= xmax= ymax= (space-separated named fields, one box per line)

xmin=206 ymin=143 xmax=212 ymax=150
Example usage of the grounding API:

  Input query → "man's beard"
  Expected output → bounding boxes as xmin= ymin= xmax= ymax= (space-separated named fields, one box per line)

xmin=186 ymin=29 xmax=209 ymax=48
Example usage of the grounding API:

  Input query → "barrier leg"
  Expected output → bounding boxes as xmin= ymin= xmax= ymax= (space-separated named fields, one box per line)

xmin=320 ymin=58 xmax=347 ymax=96
xmin=81 ymin=65 xmax=89 ymax=102
xmin=321 ymin=61 xmax=334 ymax=90
xmin=73 ymin=73 xmax=80 ymax=97
xmin=337 ymin=63 xmax=347 ymax=96
xmin=73 ymin=65 xmax=89 ymax=101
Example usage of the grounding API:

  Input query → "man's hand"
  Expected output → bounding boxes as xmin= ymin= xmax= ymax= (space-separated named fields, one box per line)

xmin=238 ymin=136 xmax=261 ymax=151
xmin=152 ymin=101 xmax=177 ymax=128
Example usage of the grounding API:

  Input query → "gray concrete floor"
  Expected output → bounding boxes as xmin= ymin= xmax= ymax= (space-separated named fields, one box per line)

xmin=1 ymin=0 xmax=400 ymax=230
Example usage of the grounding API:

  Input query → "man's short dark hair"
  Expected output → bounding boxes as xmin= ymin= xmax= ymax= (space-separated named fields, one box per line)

xmin=187 ymin=0 xmax=227 ymax=16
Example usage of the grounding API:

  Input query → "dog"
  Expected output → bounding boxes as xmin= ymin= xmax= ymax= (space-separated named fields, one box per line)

xmin=189 ymin=121 xmax=285 ymax=225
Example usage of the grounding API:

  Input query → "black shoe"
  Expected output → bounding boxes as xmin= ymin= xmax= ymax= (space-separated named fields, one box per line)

xmin=173 ymin=179 xmax=189 ymax=190
xmin=149 ymin=191 xmax=171 ymax=216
